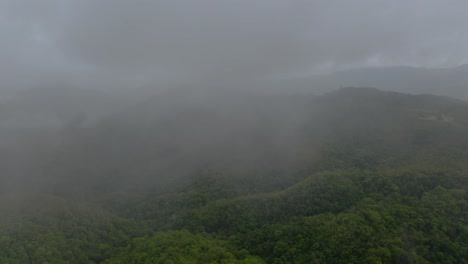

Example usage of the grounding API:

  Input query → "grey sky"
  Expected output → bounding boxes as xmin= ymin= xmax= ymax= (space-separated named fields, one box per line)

xmin=1 ymin=0 xmax=468 ymax=93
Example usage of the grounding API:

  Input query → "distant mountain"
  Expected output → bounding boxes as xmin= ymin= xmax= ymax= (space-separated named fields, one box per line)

xmin=281 ymin=65 xmax=468 ymax=100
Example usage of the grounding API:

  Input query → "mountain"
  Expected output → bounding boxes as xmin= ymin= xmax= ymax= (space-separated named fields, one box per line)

xmin=0 ymin=88 xmax=467 ymax=263
xmin=281 ymin=65 xmax=468 ymax=100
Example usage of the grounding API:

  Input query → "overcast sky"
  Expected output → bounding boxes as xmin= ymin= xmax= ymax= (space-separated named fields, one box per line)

xmin=1 ymin=0 xmax=468 ymax=94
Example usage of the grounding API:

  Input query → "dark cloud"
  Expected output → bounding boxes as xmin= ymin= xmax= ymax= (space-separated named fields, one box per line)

xmin=1 ymin=0 xmax=468 ymax=93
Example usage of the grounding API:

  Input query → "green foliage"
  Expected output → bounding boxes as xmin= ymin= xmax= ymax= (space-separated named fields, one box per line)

xmin=1 ymin=167 xmax=466 ymax=263
xmin=1 ymin=89 xmax=467 ymax=263
xmin=103 ymin=230 xmax=264 ymax=264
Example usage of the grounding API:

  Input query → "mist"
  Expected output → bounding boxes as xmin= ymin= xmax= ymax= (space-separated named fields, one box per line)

xmin=1 ymin=0 xmax=468 ymax=199
xmin=1 ymin=0 xmax=468 ymax=96
xmin=1 ymin=0 xmax=467 ymax=196
xmin=1 ymin=1 xmax=468 ymax=263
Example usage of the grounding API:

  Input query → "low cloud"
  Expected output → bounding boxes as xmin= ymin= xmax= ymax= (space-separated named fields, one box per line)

xmin=1 ymin=0 xmax=468 ymax=93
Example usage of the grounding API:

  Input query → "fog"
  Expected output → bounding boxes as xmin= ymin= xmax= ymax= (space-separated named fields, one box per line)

xmin=1 ymin=0 xmax=468 ymax=95
xmin=2 ymin=2 xmax=468 ymax=262
xmin=2 ymin=0 xmax=468 ymax=195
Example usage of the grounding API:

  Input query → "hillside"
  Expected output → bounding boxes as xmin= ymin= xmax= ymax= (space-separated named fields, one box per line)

xmin=0 ymin=88 xmax=467 ymax=263
xmin=14 ymin=87 xmax=468 ymax=193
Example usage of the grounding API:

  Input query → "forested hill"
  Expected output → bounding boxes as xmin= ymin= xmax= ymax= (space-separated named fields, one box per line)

xmin=0 ymin=88 xmax=467 ymax=263
xmin=14 ymin=87 xmax=468 ymax=194
xmin=280 ymin=65 xmax=468 ymax=100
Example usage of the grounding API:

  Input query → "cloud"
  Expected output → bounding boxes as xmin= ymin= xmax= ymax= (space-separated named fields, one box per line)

xmin=1 ymin=0 xmax=468 ymax=92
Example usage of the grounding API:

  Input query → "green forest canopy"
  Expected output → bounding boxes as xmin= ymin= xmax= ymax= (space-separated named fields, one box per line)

xmin=0 ymin=88 xmax=467 ymax=263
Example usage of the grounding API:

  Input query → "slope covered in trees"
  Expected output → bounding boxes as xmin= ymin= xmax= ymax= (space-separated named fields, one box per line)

xmin=0 ymin=88 xmax=467 ymax=263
